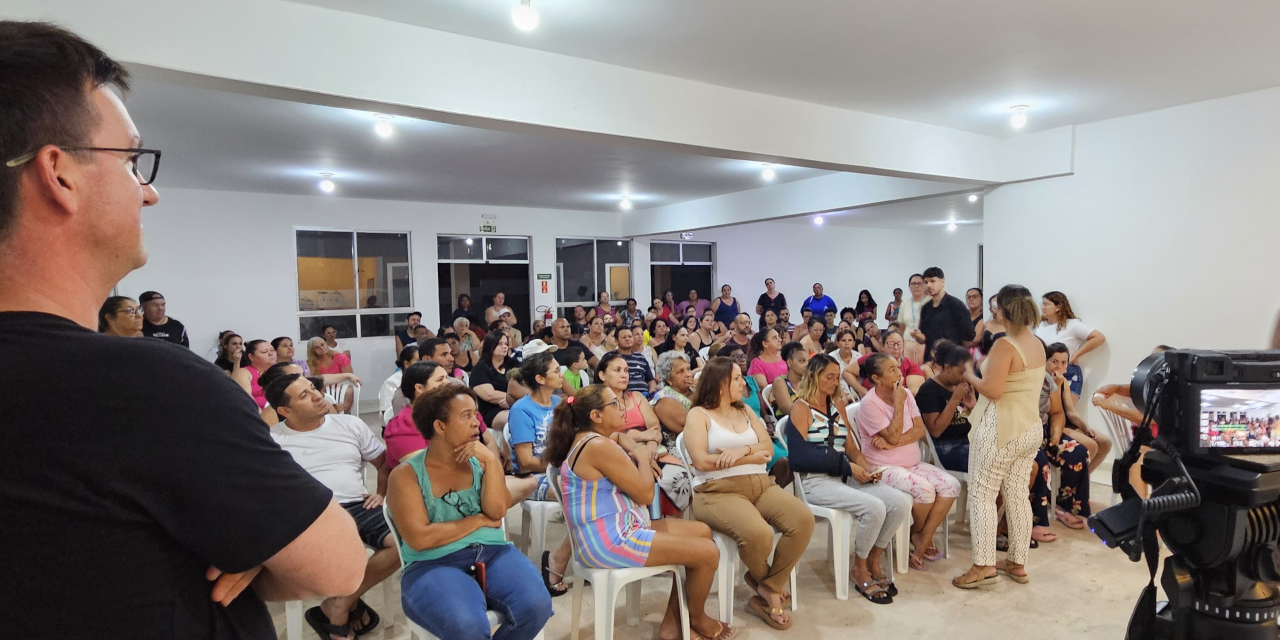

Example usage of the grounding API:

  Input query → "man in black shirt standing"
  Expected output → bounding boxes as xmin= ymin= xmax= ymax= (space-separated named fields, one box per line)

xmin=0 ymin=23 xmax=365 ymax=640
xmin=914 ymin=266 xmax=976 ymax=362
xmin=139 ymin=290 xmax=190 ymax=347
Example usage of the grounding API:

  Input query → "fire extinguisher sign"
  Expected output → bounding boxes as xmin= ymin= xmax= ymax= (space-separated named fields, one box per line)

xmin=541 ymin=281 xmax=549 ymax=294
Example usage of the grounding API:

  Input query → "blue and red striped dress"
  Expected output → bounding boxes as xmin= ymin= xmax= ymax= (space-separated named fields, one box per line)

xmin=557 ymin=434 xmax=655 ymax=568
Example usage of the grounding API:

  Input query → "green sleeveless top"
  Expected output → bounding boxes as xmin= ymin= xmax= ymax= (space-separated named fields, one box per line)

xmin=394 ymin=451 xmax=509 ymax=564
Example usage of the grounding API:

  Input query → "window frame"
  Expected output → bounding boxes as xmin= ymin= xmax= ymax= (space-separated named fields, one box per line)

xmin=650 ymin=240 xmax=713 ymax=266
xmin=555 ymin=236 xmax=633 ymax=312
xmin=437 ymin=234 xmax=531 ymax=264
xmin=294 ymin=225 xmax=415 ymax=339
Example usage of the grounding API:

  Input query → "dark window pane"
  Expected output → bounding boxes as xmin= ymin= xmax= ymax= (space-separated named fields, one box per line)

xmin=296 ymin=230 xmax=355 ymax=311
xmin=486 ymin=237 xmax=529 ymax=261
xmin=682 ymin=243 xmax=712 ymax=263
xmin=556 ymin=238 xmax=595 ymax=303
xmin=651 ymin=242 xmax=681 ymax=263
xmin=356 ymin=232 xmax=411 ymax=309
xmin=360 ymin=313 xmax=395 ymax=338
xmin=299 ymin=315 xmax=357 ymax=342
xmin=438 ymin=235 xmax=483 ymax=261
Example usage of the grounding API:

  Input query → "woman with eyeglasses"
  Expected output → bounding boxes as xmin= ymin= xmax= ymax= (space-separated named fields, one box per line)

xmin=97 ymin=295 xmax=143 ymax=337
xmin=545 ymin=384 xmax=732 ymax=640
xmin=386 ymin=384 xmax=553 ymax=640
xmin=231 ymin=339 xmax=277 ymax=410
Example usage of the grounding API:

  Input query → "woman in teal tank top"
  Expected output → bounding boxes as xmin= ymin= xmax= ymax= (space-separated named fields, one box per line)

xmin=386 ymin=385 xmax=552 ymax=640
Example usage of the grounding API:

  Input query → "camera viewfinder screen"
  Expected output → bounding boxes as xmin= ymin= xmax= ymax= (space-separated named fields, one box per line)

xmin=1200 ymin=388 xmax=1280 ymax=449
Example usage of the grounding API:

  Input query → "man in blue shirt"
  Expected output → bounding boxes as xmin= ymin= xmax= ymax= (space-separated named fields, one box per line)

xmin=607 ymin=326 xmax=657 ymax=395
xmin=801 ymin=282 xmax=838 ymax=318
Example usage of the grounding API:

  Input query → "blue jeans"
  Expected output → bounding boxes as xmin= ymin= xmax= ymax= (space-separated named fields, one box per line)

xmin=402 ymin=543 xmax=553 ymax=640
xmin=1065 ymin=363 xmax=1084 ymax=397
xmin=933 ymin=437 xmax=970 ymax=473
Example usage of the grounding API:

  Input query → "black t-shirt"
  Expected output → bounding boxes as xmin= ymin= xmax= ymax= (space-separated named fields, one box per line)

xmin=915 ymin=378 xmax=972 ymax=441
xmin=654 ymin=341 xmax=701 ymax=364
xmin=0 ymin=312 xmax=332 ymax=640
xmin=142 ymin=316 xmax=190 ymax=348
xmin=550 ymin=339 xmax=590 ymax=367
xmin=755 ymin=292 xmax=787 ymax=328
xmin=918 ymin=293 xmax=976 ymax=362
xmin=469 ymin=356 xmax=518 ymax=422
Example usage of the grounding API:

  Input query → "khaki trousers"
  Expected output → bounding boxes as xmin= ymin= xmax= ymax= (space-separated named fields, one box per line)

xmin=691 ymin=474 xmax=815 ymax=593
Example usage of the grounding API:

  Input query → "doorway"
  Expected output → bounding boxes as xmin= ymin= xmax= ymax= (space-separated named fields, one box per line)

xmin=436 ymin=235 xmax=532 ymax=335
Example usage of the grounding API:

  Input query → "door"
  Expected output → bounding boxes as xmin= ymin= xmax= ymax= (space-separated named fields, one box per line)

xmin=606 ymin=263 xmax=631 ymax=301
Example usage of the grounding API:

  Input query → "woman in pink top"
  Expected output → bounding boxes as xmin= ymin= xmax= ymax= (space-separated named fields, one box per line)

xmin=306 ymin=336 xmax=355 ymax=413
xmin=386 ymin=361 xmax=454 ymax=466
xmin=747 ymin=327 xmax=787 ymax=388
xmin=231 ymin=339 xmax=276 ymax=410
xmin=857 ymin=353 xmax=960 ymax=571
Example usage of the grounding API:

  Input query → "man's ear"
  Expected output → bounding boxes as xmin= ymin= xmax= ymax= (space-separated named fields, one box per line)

xmin=27 ymin=145 xmax=83 ymax=217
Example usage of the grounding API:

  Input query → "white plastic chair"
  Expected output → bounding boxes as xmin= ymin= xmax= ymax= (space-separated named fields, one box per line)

xmin=382 ymin=505 xmax=542 ymax=640
xmin=550 ymin=464 xmax=692 ymax=640
xmin=325 ymin=381 xmax=360 ymax=415
xmin=1097 ymin=405 xmax=1134 ymax=505
xmin=673 ymin=433 xmax=798 ymax=624
xmin=777 ymin=416 xmax=863 ymax=600
xmin=500 ymin=425 xmax=565 ymax=561
xmin=843 ymin=401 xmax=911 ymax=575
xmin=919 ymin=430 xmax=961 ymax=558
xmin=698 ymin=346 xmax=711 ymax=361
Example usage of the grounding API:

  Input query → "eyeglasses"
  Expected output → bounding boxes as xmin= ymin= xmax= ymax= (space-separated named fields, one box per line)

xmin=442 ymin=489 xmax=482 ymax=517
xmin=117 ymin=307 xmax=143 ymax=317
xmin=6 ymin=147 xmax=162 ymax=186
xmin=602 ymin=398 xmax=622 ymax=412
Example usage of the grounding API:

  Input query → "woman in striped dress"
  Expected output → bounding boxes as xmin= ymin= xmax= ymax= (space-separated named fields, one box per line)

xmin=545 ymin=384 xmax=737 ymax=640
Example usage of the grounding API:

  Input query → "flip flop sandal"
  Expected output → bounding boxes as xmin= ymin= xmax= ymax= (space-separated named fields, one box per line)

xmin=1055 ymin=508 xmax=1086 ymax=530
xmin=996 ymin=563 xmax=1030 ymax=584
xmin=747 ymin=595 xmax=793 ymax=630
xmin=908 ymin=552 xmax=928 ymax=571
xmin=304 ymin=606 xmax=353 ymax=640
xmin=1031 ymin=526 xmax=1058 ymax=542
xmin=541 ymin=551 xmax=570 ymax=598
xmin=348 ymin=599 xmax=380 ymax=637
xmin=951 ymin=571 xmax=1001 ymax=590
xmin=691 ymin=622 xmax=739 ymax=640
xmin=744 ymin=572 xmax=791 ymax=605
xmin=873 ymin=573 xmax=899 ymax=598
xmin=922 ymin=545 xmax=944 ymax=562
xmin=854 ymin=580 xmax=894 ymax=604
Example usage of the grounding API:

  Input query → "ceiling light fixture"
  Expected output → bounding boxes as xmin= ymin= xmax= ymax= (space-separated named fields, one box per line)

xmin=813 ymin=216 xmax=824 ymax=226
xmin=948 ymin=221 xmax=958 ymax=231
xmin=465 ymin=237 xmax=474 ymax=246
xmin=318 ymin=173 xmax=335 ymax=193
xmin=374 ymin=116 xmax=393 ymax=138
xmin=1009 ymin=105 xmax=1030 ymax=129
xmin=512 ymin=0 xmax=539 ymax=31
xmin=616 ymin=241 xmax=623 ymax=246
xmin=619 ymin=198 xmax=633 ymax=211
xmin=968 ymin=193 xmax=979 ymax=203
xmin=761 ymin=164 xmax=776 ymax=181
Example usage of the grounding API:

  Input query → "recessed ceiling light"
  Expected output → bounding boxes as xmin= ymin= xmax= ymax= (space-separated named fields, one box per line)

xmin=761 ymin=164 xmax=776 ymax=181
xmin=1009 ymin=105 xmax=1030 ymax=129
xmin=318 ymin=173 xmax=335 ymax=193
xmin=968 ymin=194 xmax=979 ymax=203
xmin=374 ymin=116 xmax=393 ymax=138
xmin=619 ymin=198 xmax=633 ymax=211
xmin=512 ymin=0 xmax=539 ymax=31
xmin=948 ymin=222 xmax=958 ymax=231
xmin=813 ymin=216 xmax=824 ymax=226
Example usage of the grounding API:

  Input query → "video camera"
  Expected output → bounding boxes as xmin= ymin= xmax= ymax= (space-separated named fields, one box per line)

xmin=1089 ymin=350 xmax=1280 ymax=640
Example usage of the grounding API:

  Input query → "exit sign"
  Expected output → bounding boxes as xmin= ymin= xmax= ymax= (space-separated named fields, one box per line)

xmin=480 ymin=222 xmax=497 ymax=233
xmin=536 ymin=274 xmax=552 ymax=280
xmin=680 ymin=232 xmax=693 ymax=240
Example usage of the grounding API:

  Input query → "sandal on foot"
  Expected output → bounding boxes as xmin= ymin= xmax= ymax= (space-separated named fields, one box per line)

xmin=747 ymin=595 xmax=793 ymax=630
xmin=304 ymin=606 xmax=354 ymax=640
xmin=1055 ymin=507 xmax=1086 ymax=530
xmin=540 ymin=551 xmax=570 ymax=597
xmin=348 ymin=599 xmax=380 ymax=636
xmin=744 ymin=572 xmax=791 ymax=605
xmin=922 ymin=545 xmax=944 ymax=562
xmin=873 ymin=573 xmax=899 ymax=598
xmin=996 ymin=535 xmax=1039 ymax=552
xmin=1032 ymin=526 xmax=1058 ymax=542
xmin=908 ymin=552 xmax=928 ymax=571
xmin=952 ymin=570 xmax=1000 ymax=590
xmin=692 ymin=621 xmax=738 ymax=640
xmin=854 ymin=580 xmax=894 ymax=604
xmin=996 ymin=561 xmax=1030 ymax=584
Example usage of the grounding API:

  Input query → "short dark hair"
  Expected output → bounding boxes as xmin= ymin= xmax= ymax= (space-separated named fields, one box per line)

xmin=922 ymin=267 xmax=945 ymax=280
xmin=555 ymin=345 xmax=585 ymax=368
xmin=264 ymin=373 xmax=304 ymax=411
xmin=396 ymin=345 xmax=418 ymax=369
xmin=270 ymin=336 xmax=291 ymax=350
xmin=400 ymin=361 xmax=443 ymax=402
xmin=259 ymin=362 xmax=297 ymax=392
xmin=909 ymin=273 xmax=924 ymax=283
xmin=0 ymin=22 xmax=131 ymax=243
xmin=781 ymin=341 xmax=807 ymax=363
xmin=932 ymin=339 xmax=973 ymax=369
xmin=406 ymin=311 xmax=422 ymax=320
xmin=411 ymin=384 xmax=479 ymax=440
xmin=417 ymin=337 xmax=449 ymax=360
xmin=1045 ymin=341 xmax=1070 ymax=360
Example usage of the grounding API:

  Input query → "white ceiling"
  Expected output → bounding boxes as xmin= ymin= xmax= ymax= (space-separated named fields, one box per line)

xmin=294 ymin=0 xmax=1280 ymax=137
xmin=123 ymin=78 xmax=829 ymax=211
xmin=779 ymin=192 xmax=983 ymax=229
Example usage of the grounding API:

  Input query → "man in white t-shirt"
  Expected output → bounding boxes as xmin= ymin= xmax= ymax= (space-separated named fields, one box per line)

xmin=267 ymin=374 xmax=397 ymax=638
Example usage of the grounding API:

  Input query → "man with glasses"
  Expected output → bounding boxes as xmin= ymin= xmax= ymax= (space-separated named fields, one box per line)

xmin=0 ymin=22 xmax=365 ymax=640
xmin=139 ymin=290 xmax=190 ymax=347
xmin=266 ymin=374 xmax=398 ymax=639
xmin=898 ymin=274 xmax=929 ymax=363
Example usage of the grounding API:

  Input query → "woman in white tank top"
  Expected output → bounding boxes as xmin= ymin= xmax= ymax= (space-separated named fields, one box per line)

xmin=682 ymin=357 xmax=815 ymax=630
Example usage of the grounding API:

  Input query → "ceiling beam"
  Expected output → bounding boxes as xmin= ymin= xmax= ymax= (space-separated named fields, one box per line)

xmin=6 ymin=0 xmax=1073 ymax=185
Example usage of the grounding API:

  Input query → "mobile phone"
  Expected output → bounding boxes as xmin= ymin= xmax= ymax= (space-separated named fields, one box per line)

xmin=468 ymin=561 xmax=487 ymax=594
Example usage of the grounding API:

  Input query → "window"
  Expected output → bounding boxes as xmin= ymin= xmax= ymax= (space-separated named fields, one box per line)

xmin=437 ymin=235 xmax=529 ymax=263
xmin=555 ymin=238 xmax=632 ymax=313
xmin=649 ymin=241 xmax=714 ymax=307
xmin=437 ymin=235 xmax=533 ymax=335
xmin=296 ymin=229 xmax=412 ymax=340
xmin=650 ymin=241 xmax=712 ymax=265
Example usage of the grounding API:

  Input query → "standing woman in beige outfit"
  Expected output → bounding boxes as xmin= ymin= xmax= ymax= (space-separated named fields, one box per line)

xmin=953 ymin=285 xmax=1046 ymax=589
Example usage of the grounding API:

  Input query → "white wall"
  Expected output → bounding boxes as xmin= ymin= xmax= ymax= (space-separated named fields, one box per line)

xmin=639 ymin=221 xmax=983 ymax=324
xmin=118 ymin=188 xmax=620 ymax=409
xmin=985 ymin=84 xmax=1280 ymax=425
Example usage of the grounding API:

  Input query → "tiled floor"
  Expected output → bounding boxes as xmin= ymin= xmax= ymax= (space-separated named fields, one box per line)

xmin=270 ymin=493 xmax=1152 ymax=640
